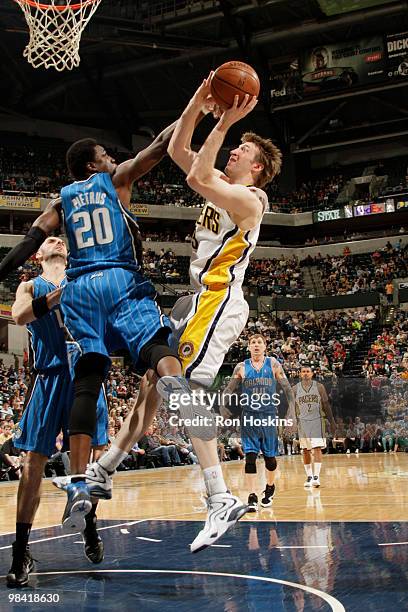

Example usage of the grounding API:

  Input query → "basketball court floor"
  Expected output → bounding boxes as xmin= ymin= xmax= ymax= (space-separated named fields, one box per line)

xmin=0 ymin=454 xmax=407 ymax=610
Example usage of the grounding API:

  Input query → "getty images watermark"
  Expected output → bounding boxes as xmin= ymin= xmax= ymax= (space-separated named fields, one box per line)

xmin=167 ymin=388 xmax=294 ymax=428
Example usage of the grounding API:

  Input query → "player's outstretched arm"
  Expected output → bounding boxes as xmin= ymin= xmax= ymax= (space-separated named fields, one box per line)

xmin=168 ymin=73 xmax=217 ymax=174
xmin=113 ymin=120 xmax=179 ymax=193
xmin=273 ymin=360 xmax=296 ymax=423
xmin=12 ymin=281 xmax=62 ymax=326
xmin=186 ymin=94 xmax=261 ymax=221
xmin=0 ymin=199 xmax=61 ymax=282
xmin=220 ymin=362 xmax=244 ymax=418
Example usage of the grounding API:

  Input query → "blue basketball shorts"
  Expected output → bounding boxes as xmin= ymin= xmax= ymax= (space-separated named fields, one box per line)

xmin=14 ymin=367 xmax=108 ymax=457
xmin=61 ymin=268 xmax=170 ymax=370
xmin=241 ymin=414 xmax=278 ymax=457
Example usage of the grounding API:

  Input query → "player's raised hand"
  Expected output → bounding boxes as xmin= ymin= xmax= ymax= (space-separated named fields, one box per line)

xmin=191 ymin=72 xmax=215 ymax=108
xmin=218 ymin=94 xmax=258 ymax=129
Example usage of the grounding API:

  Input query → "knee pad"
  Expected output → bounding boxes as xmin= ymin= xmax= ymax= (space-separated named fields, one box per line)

xmin=245 ymin=452 xmax=258 ymax=474
xmin=74 ymin=352 xmax=109 ymax=379
xmin=140 ymin=330 xmax=180 ymax=374
xmin=69 ymin=373 xmax=104 ymax=437
xmin=264 ymin=456 xmax=277 ymax=472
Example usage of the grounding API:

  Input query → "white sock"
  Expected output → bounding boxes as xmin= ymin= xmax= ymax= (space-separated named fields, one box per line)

xmin=304 ymin=463 xmax=313 ymax=477
xmin=203 ymin=464 xmax=228 ymax=496
xmin=98 ymin=445 xmax=128 ymax=473
xmin=314 ymin=463 xmax=322 ymax=477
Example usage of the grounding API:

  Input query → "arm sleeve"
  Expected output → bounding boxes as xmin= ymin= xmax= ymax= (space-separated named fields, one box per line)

xmin=0 ymin=227 xmax=47 ymax=281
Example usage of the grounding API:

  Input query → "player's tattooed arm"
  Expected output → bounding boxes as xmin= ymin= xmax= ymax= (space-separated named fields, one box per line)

xmin=0 ymin=199 xmax=61 ymax=282
xmin=318 ymin=382 xmax=336 ymax=434
xmin=12 ymin=280 xmax=62 ymax=326
xmin=273 ymin=360 xmax=296 ymax=422
xmin=220 ymin=362 xmax=244 ymax=418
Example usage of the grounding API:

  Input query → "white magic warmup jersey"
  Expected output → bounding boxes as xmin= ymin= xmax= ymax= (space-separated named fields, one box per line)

xmin=294 ymin=380 xmax=323 ymax=422
xmin=189 ymin=186 xmax=268 ymax=291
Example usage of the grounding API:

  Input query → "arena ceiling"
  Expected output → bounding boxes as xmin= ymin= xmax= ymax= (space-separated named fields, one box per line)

xmin=1 ymin=0 xmax=408 ymax=151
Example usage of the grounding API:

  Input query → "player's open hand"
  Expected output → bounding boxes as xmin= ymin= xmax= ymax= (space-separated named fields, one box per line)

xmin=191 ymin=72 xmax=214 ymax=108
xmin=218 ymin=94 xmax=258 ymax=129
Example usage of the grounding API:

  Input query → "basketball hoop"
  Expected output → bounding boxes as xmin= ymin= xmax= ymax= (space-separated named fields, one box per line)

xmin=14 ymin=0 xmax=102 ymax=71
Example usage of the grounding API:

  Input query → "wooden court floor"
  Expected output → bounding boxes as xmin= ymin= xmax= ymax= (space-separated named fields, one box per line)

xmin=1 ymin=454 xmax=407 ymax=535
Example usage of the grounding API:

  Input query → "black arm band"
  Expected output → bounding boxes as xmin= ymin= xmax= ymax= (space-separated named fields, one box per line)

xmin=32 ymin=295 xmax=50 ymax=319
xmin=0 ymin=226 xmax=47 ymax=281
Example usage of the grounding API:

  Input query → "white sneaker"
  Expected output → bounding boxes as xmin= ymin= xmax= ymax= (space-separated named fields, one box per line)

xmin=312 ymin=476 xmax=320 ymax=488
xmin=53 ymin=463 xmax=114 ymax=500
xmin=346 ymin=449 xmax=351 ymax=454
xmin=355 ymin=449 xmax=359 ymax=454
xmin=190 ymin=492 xmax=249 ymax=553
xmin=156 ymin=375 xmax=191 ymax=403
xmin=304 ymin=476 xmax=313 ymax=488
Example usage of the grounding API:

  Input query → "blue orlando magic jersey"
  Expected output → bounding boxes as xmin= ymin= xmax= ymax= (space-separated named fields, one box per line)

xmin=27 ymin=276 xmax=68 ymax=371
xmin=241 ymin=357 xmax=277 ymax=414
xmin=60 ymin=172 xmax=143 ymax=278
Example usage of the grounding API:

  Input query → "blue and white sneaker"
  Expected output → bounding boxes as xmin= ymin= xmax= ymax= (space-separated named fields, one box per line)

xmin=61 ymin=482 xmax=92 ymax=533
xmin=53 ymin=463 xmax=113 ymax=500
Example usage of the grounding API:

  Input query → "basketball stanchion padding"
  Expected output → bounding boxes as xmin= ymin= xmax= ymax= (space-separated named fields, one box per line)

xmin=14 ymin=0 xmax=102 ymax=71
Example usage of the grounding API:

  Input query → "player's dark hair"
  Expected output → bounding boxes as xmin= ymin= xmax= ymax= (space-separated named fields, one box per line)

xmin=66 ymin=138 xmax=98 ymax=180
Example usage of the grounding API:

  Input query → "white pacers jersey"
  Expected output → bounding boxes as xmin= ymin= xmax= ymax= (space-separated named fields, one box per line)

xmin=189 ymin=186 xmax=268 ymax=291
xmin=295 ymin=380 xmax=323 ymax=422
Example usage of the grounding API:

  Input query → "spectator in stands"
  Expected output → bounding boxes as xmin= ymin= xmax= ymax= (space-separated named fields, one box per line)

xmin=382 ymin=422 xmax=396 ymax=452
xmin=139 ymin=426 xmax=182 ymax=467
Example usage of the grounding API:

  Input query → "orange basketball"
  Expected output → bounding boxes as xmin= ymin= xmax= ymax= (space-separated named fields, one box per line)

xmin=210 ymin=61 xmax=260 ymax=110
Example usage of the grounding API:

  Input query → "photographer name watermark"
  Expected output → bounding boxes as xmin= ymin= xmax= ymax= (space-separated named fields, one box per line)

xmin=168 ymin=414 xmax=294 ymax=428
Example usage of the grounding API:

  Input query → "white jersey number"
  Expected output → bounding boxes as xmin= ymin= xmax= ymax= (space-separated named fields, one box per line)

xmin=73 ymin=207 xmax=114 ymax=249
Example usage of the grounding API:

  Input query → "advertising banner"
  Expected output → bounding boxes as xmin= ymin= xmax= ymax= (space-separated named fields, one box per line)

xmin=385 ymin=31 xmax=408 ymax=80
xmin=269 ymin=60 xmax=302 ymax=105
xmin=301 ymin=37 xmax=385 ymax=95
xmin=0 ymin=195 xmax=41 ymax=210
xmin=129 ymin=203 xmax=149 ymax=216
xmin=313 ymin=208 xmax=345 ymax=223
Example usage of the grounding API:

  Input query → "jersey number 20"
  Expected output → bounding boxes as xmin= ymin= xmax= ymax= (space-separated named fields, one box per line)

xmin=73 ymin=207 xmax=114 ymax=249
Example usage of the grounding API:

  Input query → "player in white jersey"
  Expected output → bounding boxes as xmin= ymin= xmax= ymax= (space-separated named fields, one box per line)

xmin=166 ymin=74 xmax=282 ymax=552
xmin=292 ymin=365 xmax=336 ymax=488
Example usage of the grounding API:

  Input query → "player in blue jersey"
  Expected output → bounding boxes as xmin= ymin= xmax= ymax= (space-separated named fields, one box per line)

xmin=222 ymin=333 xmax=295 ymax=511
xmin=6 ymin=237 xmax=109 ymax=587
xmin=0 ymin=123 xmax=196 ymax=535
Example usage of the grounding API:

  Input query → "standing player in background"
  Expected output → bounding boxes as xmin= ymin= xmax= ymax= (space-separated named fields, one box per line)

xmin=222 ymin=334 xmax=295 ymax=512
xmin=6 ymin=237 xmax=108 ymax=587
xmin=292 ymin=365 xmax=336 ymax=488
xmin=166 ymin=74 xmax=283 ymax=550
xmin=0 ymin=121 xmax=187 ymax=535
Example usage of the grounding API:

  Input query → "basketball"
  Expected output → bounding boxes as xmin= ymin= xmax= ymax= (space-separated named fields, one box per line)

xmin=210 ymin=61 xmax=260 ymax=110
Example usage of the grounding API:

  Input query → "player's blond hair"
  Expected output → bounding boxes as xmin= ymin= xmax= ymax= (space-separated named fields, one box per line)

xmin=249 ymin=333 xmax=267 ymax=344
xmin=241 ymin=132 xmax=282 ymax=188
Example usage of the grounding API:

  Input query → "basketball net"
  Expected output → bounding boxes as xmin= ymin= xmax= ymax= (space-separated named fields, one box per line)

xmin=14 ymin=0 xmax=102 ymax=71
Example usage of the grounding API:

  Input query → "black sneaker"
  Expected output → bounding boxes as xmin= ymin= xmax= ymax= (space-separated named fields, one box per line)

xmin=83 ymin=517 xmax=104 ymax=564
xmin=6 ymin=542 xmax=35 ymax=587
xmin=260 ymin=484 xmax=275 ymax=507
xmin=247 ymin=493 xmax=258 ymax=512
